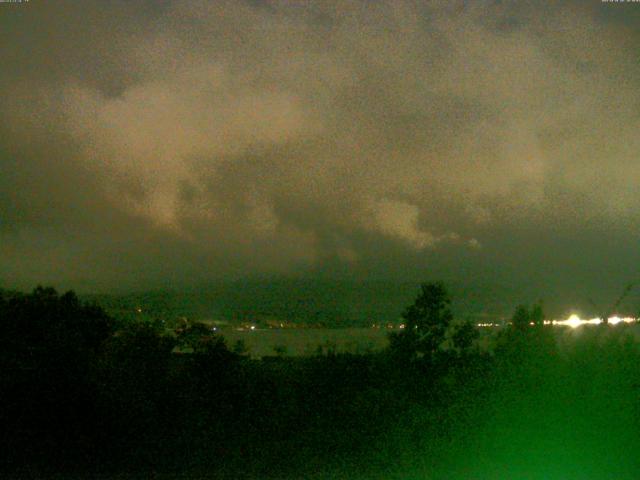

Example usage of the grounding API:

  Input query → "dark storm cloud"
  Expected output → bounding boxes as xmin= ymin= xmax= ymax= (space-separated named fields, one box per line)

xmin=1 ymin=0 xmax=639 ymax=307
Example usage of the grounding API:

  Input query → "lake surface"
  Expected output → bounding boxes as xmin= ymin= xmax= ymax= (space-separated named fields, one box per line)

xmin=218 ymin=328 xmax=391 ymax=358
xmin=214 ymin=322 xmax=640 ymax=358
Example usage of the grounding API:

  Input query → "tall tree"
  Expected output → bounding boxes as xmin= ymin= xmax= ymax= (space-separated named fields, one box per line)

xmin=530 ymin=301 xmax=545 ymax=328
xmin=391 ymin=281 xmax=453 ymax=361
xmin=511 ymin=304 xmax=530 ymax=332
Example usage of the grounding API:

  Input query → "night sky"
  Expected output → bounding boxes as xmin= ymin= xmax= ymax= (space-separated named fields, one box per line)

xmin=1 ymin=1 xmax=640 ymax=313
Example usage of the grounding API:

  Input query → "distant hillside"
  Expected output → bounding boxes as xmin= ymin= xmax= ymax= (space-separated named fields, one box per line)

xmin=82 ymin=278 xmax=530 ymax=327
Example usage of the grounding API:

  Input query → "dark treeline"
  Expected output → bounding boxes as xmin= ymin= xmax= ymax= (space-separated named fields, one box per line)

xmin=1 ymin=284 xmax=640 ymax=479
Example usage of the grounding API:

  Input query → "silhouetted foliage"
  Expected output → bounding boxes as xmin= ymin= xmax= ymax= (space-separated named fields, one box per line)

xmin=273 ymin=344 xmax=288 ymax=357
xmin=232 ymin=338 xmax=249 ymax=356
xmin=2 ymin=283 xmax=640 ymax=479
xmin=0 ymin=287 xmax=114 ymax=470
xmin=511 ymin=304 xmax=531 ymax=331
xmin=451 ymin=320 xmax=480 ymax=353
xmin=390 ymin=281 xmax=454 ymax=362
xmin=530 ymin=301 xmax=544 ymax=327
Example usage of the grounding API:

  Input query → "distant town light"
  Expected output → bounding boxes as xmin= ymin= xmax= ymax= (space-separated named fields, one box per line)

xmin=565 ymin=314 xmax=583 ymax=329
xmin=552 ymin=314 xmax=636 ymax=328
xmin=609 ymin=316 xmax=622 ymax=325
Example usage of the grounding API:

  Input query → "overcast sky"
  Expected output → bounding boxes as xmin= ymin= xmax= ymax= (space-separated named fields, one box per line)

xmin=1 ymin=1 xmax=639 ymax=311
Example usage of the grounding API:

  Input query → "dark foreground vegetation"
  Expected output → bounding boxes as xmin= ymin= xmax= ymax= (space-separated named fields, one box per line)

xmin=1 ymin=284 xmax=640 ymax=479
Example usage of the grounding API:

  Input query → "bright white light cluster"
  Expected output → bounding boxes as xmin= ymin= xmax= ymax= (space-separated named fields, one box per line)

xmin=473 ymin=315 xmax=638 ymax=329
xmin=548 ymin=314 xmax=637 ymax=328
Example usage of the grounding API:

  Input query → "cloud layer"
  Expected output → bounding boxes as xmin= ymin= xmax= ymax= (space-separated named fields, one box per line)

xmin=1 ymin=0 xmax=639 ymax=304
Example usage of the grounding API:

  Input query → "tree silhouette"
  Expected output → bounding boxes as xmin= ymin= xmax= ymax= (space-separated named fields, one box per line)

xmin=0 ymin=286 xmax=114 ymax=468
xmin=511 ymin=304 xmax=530 ymax=332
xmin=530 ymin=301 xmax=544 ymax=328
xmin=451 ymin=320 xmax=480 ymax=354
xmin=232 ymin=339 xmax=249 ymax=356
xmin=391 ymin=281 xmax=453 ymax=361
